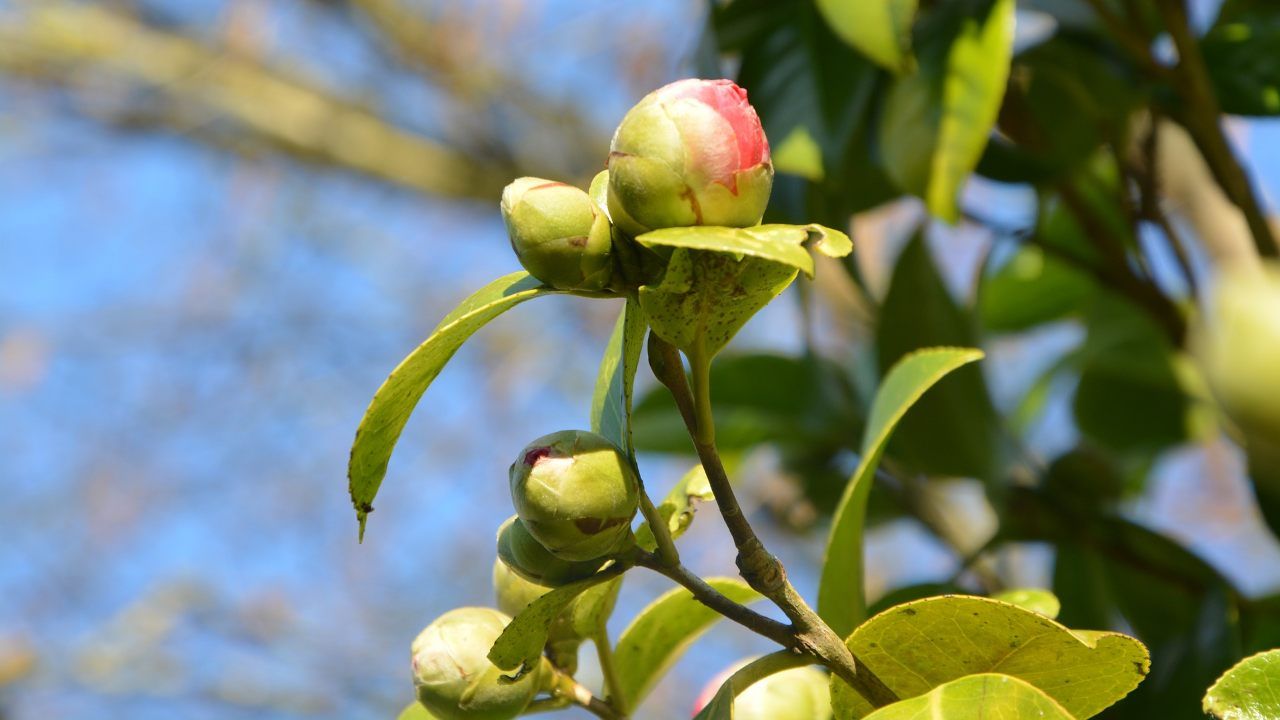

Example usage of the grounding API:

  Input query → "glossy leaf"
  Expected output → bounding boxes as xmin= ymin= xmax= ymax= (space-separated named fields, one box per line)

xmin=816 ymin=0 xmax=916 ymax=72
xmin=590 ymin=298 xmax=647 ymax=456
xmin=994 ymin=588 xmax=1061 ymax=619
xmin=830 ymin=595 xmax=1149 ymax=719
xmin=488 ymin=566 xmax=624 ymax=679
xmin=1205 ymin=649 xmax=1280 ymax=719
xmin=863 ymin=673 xmax=1074 ymax=720
xmin=634 ymin=465 xmax=714 ymax=552
xmin=880 ymin=0 xmax=1015 ymax=221
xmin=636 ymin=224 xmax=851 ymax=279
xmin=639 ymin=248 xmax=798 ymax=358
xmin=348 ymin=272 xmax=553 ymax=539
xmin=819 ymin=347 xmax=983 ymax=637
xmin=613 ymin=578 xmax=761 ymax=711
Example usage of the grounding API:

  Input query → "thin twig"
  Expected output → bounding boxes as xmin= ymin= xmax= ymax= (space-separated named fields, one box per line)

xmin=594 ymin=627 xmax=624 ymax=712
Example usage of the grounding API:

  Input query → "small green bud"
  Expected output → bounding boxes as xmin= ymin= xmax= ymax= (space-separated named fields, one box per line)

xmin=495 ymin=515 xmax=604 ymax=587
xmin=694 ymin=665 xmax=832 ymax=720
xmin=509 ymin=430 xmax=639 ymax=561
xmin=607 ymin=78 xmax=773 ymax=237
xmin=410 ymin=607 xmax=545 ymax=720
xmin=1194 ymin=262 xmax=1280 ymax=440
xmin=501 ymin=177 xmax=614 ymax=292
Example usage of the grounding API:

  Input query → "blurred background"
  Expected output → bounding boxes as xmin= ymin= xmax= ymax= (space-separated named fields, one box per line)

xmin=2 ymin=0 xmax=1279 ymax=719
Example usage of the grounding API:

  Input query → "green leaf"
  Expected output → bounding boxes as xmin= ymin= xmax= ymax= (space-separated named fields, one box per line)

xmin=590 ymin=298 xmax=647 ymax=456
xmin=634 ymin=465 xmax=714 ymax=552
xmin=1204 ymin=649 xmax=1280 ymax=720
xmin=993 ymin=588 xmax=1061 ymax=619
xmin=862 ymin=673 xmax=1074 ymax=720
xmin=876 ymin=235 xmax=998 ymax=480
xmin=348 ymin=272 xmax=554 ymax=539
xmin=613 ymin=578 xmax=761 ymax=710
xmin=637 ymin=224 xmax=852 ymax=279
xmin=631 ymin=352 xmax=860 ymax=455
xmin=819 ymin=346 xmax=984 ymax=637
xmin=1203 ymin=2 xmax=1280 ymax=115
xmin=488 ymin=565 xmax=624 ymax=678
xmin=816 ymin=0 xmax=916 ymax=72
xmin=396 ymin=703 xmax=436 ymax=720
xmin=880 ymin=0 xmax=1015 ymax=221
xmin=830 ymin=595 xmax=1150 ymax=719
xmin=639 ymin=249 xmax=799 ymax=359
xmin=979 ymin=245 xmax=1096 ymax=333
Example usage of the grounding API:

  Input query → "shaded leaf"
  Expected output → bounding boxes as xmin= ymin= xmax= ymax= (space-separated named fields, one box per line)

xmin=816 ymin=0 xmax=917 ymax=72
xmin=348 ymin=272 xmax=554 ymax=539
xmin=614 ymin=578 xmax=761 ymax=710
xmin=1204 ymin=649 xmax=1280 ymax=720
xmin=830 ymin=595 xmax=1149 ymax=719
xmin=876 ymin=235 xmax=998 ymax=480
xmin=488 ymin=566 xmax=624 ymax=678
xmin=1203 ymin=2 xmax=1280 ymax=115
xmin=590 ymin=299 xmax=647 ymax=456
xmin=863 ymin=673 xmax=1074 ymax=720
xmin=819 ymin=347 xmax=984 ymax=637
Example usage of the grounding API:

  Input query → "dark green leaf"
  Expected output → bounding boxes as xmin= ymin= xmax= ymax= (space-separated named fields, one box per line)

xmin=1203 ymin=2 xmax=1280 ymax=115
xmin=348 ymin=272 xmax=554 ymax=539
xmin=876 ymin=235 xmax=999 ymax=480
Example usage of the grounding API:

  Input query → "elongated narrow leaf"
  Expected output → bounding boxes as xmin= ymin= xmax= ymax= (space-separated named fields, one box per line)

xmin=1204 ymin=648 xmax=1280 ymax=720
xmin=830 ymin=595 xmax=1149 ymax=719
xmin=614 ymin=578 xmax=761 ymax=710
xmin=880 ymin=0 xmax=1015 ymax=221
xmin=488 ymin=565 xmax=625 ymax=678
xmin=634 ymin=465 xmax=714 ymax=552
xmin=863 ymin=673 xmax=1074 ymax=720
xmin=816 ymin=0 xmax=917 ymax=72
xmin=348 ymin=272 xmax=554 ymax=539
xmin=636 ymin=223 xmax=852 ymax=278
xmin=590 ymin=298 xmax=647 ymax=456
xmin=819 ymin=347 xmax=984 ymax=637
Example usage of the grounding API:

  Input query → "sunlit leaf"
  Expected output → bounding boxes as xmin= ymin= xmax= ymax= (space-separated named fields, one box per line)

xmin=816 ymin=0 xmax=916 ymax=72
xmin=1204 ymin=649 xmax=1280 ymax=719
xmin=396 ymin=702 xmax=436 ymax=720
xmin=637 ymin=224 xmax=851 ymax=278
xmin=613 ymin=578 xmax=761 ymax=711
xmin=348 ymin=272 xmax=554 ymax=539
xmin=830 ymin=595 xmax=1150 ymax=719
xmin=863 ymin=673 xmax=1074 ymax=720
xmin=993 ymin=588 xmax=1061 ymax=619
xmin=634 ymin=465 xmax=714 ymax=552
xmin=819 ymin=347 xmax=984 ymax=637
xmin=590 ymin=298 xmax=647 ymax=456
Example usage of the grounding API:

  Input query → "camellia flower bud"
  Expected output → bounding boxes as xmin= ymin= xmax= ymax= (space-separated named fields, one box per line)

xmin=693 ymin=664 xmax=832 ymax=720
xmin=411 ymin=607 xmax=546 ymax=720
xmin=495 ymin=515 xmax=604 ymax=586
xmin=501 ymin=177 xmax=614 ymax=292
xmin=607 ymin=78 xmax=773 ymax=236
xmin=1194 ymin=262 xmax=1280 ymax=440
xmin=509 ymin=430 xmax=639 ymax=561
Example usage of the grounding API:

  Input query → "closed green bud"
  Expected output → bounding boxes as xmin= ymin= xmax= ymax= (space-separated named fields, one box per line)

xmin=495 ymin=515 xmax=604 ymax=587
xmin=501 ymin=177 xmax=614 ymax=292
xmin=509 ymin=430 xmax=639 ymax=561
xmin=410 ymin=607 xmax=546 ymax=720
xmin=607 ymin=78 xmax=773 ymax=237
xmin=1194 ymin=262 xmax=1280 ymax=440
xmin=694 ymin=665 xmax=832 ymax=720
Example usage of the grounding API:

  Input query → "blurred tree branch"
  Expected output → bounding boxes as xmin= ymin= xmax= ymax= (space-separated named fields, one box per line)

xmin=0 ymin=2 xmax=519 ymax=199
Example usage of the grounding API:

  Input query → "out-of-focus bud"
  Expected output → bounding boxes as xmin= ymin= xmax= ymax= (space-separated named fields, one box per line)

xmin=1194 ymin=262 xmax=1280 ymax=440
xmin=410 ymin=607 xmax=546 ymax=720
xmin=501 ymin=177 xmax=614 ymax=292
xmin=509 ymin=430 xmax=639 ymax=561
xmin=692 ymin=664 xmax=832 ymax=720
xmin=495 ymin=516 xmax=604 ymax=587
xmin=607 ymin=78 xmax=773 ymax=236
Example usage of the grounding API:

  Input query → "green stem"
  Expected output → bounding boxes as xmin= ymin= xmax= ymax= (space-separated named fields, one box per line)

xmin=549 ymin=669 xmax=624 ymax=720
xmin=635 ymin=477 xmax=680 ymax=567
xmin=595 ymin=626 xmax=624 ymax=712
